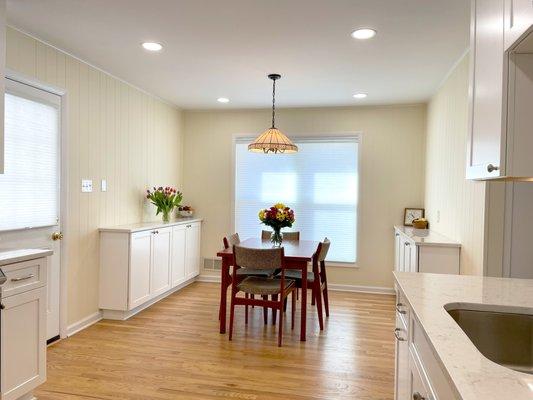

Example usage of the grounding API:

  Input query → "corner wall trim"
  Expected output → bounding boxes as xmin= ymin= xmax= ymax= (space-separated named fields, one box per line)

xmin=66 ymin=311 xmax=103 ymax=337
xmin=197 ymin=274 xmax=394 ymax=295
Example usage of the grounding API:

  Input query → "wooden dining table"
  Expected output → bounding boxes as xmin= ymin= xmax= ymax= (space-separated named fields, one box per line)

xmin=217 ymin=238 xmax=319 ymax=341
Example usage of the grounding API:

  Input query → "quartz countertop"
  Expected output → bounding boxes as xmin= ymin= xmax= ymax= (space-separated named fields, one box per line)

xmin=99 ymin=217 xmax=203 ymax=233
xmin=394 ymin=272 xmax=533 ymax=400
xmin=0 ymin=248 xmax=53 ymax=266
xmin=394 ymin=225 xmax=460 ymax=248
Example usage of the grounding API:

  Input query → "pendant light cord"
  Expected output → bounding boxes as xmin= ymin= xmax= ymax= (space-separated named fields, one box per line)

xmin=271 ymin=78 xmax=276 ymax=129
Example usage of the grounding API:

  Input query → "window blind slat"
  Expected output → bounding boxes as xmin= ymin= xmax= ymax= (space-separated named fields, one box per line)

xmin=0 ymin=93 xmax=60 ymax=231
xmin=235 ymin=138 xmax=358 ymax=263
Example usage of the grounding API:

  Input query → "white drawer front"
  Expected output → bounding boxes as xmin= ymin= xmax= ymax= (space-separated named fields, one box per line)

xmin=1 ymin=258 xmax=47 ymax=298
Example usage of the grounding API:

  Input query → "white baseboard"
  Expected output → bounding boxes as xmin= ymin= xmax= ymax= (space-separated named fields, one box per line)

xmin=197 ymin=274 xmax=394 ymax=295
xmin=328 ymin=283 xmax=395 ymax=295
xmin=66 ymin=311 xmax=103 ymax=337
xmin=197 ymin=274 xmax=221 ymax=283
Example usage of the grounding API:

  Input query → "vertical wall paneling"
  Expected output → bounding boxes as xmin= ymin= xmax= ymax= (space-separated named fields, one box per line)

xmin=5 ymin=28 xmax=183 ymax=325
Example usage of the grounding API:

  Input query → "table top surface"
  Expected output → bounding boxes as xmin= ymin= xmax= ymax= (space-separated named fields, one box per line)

xmin=217 ymin=238 xmax=319 ymax=261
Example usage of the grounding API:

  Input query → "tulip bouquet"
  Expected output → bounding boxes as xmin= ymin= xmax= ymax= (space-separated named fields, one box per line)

xmin=258 ymin=203 xmax=295 ymax=246
xmin=146 ymin=186 xmax=183 ymax=223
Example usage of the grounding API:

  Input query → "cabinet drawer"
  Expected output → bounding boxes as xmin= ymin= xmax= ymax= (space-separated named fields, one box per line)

xmin=1 ymin=258 xmax=47 ymax=298
xmin=411 ymin=315 xmax=459 ymax=400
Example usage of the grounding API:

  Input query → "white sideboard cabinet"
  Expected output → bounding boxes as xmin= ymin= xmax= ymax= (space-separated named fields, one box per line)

xmin=99 ymin=219 xmax=202 ymax=320
xmin=394 ymin=226 xmax=460 ymax=274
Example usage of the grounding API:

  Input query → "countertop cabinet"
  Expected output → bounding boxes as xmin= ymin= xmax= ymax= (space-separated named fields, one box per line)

xmin=394 ymin=227 xmax=460 ymax=275
xmin=467 ymin=0 xmax=506 ymax=179
xmin=0 ymin=255 xmax=48 ymax=400
xmin=99 ymin=219 xmax=202 ymax=320
xmin=468 ymin=0 xmax=533 ymax=180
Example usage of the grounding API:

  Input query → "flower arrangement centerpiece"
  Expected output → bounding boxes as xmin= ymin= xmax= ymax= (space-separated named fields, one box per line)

xmin=146 ymin=186 xmax=183 ymax=223
xmin=258 ymin=203 xmax=295 ymax=246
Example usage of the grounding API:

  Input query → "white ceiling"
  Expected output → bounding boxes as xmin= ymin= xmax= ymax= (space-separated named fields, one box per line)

xmin=7 ymin=0 xmax=470 ymax=109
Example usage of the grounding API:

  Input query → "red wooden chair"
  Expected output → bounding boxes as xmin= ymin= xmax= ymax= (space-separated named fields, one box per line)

xmin=229 ymin=245 xmax=297 ymax=346
xmin=277 ymin=238 xmax=331 ymax=330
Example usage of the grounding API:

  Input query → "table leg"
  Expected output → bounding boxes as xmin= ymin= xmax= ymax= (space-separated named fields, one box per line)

xmin=219 ymin=258 xmax=230 ymax=334
xmin=300 ymin=261 xmax=307 ymax=341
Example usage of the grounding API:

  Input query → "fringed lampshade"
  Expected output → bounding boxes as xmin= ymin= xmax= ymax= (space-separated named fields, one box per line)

xmin=248 ymin=128 xmax=298 ymax=154
xmin=248 ymin=74 xmax=298 ymax=154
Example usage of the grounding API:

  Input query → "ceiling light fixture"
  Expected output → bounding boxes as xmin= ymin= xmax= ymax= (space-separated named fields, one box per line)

xmin=217 ymin=97 xmax=230 ymax=103
xmin=248 ymin=74 xmax=298 ymax=154
xmin=353 ymin=93 xmax=368 ymax=99
xmin=350 ymin=28 xmax=377 ymax=40
xmin=142 ymin=42 xmax=163 ymax=52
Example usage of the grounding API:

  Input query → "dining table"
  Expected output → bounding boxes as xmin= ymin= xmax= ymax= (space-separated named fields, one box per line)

xmin=217 ymin=237 xmax=320 ymax=341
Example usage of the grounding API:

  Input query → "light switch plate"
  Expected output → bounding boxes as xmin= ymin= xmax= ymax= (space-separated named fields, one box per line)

xmin=101 ymin=179 xmax=107 ymax=192
xmin=81 ymin=179 xmax=93 ymax=193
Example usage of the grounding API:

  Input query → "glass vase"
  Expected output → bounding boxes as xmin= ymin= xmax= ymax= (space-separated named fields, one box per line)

xmin=161 ymin=209 xmax=171 ymax=223
xmin=270 ymin=228 xmax=283 ymax=247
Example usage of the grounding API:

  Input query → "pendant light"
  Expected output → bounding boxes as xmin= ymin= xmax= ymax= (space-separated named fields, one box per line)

xmin=248 ymin=74 xmax=298 ymax=154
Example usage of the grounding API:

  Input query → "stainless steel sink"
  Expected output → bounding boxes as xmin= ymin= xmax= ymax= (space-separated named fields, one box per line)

xmin=447 ymin=307 xmax=533 ymax=374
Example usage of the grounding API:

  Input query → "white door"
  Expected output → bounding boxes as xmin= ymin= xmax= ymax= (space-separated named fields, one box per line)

xmin=129 ymin=231 xmax=152 ymax=309
xmin=150 ymin=227 xmax=171 ymax=296
xmin=1 ymin=287 xmax=47 ymax=400
xmin=171 ymin=225 xmax=186 ymax=286
xmin=0 ymin=79 xmax=62 ymax=342
xmin=185 ymin=223 xmax=201 ymax=279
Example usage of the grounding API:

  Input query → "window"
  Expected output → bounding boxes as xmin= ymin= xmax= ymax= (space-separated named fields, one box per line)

xmin=0 ymin=82 xmax=60 ymax=231
xmin=234 ymin=136 xmax=359 ymax=263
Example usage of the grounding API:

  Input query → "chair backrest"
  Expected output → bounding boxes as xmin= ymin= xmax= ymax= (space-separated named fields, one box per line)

xmin=261 ymin=230 xmax=300 ymax=241
xmin=233 ymin=245 xmax=283 ymax=271
xmin=223 ymin=233 xmax=240 ymax=249
xmin=316 ymin=238 xmax=331 ymax=262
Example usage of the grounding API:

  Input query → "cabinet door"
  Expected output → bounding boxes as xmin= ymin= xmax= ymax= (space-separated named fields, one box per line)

xmin=504 ymin=0 xmax=533 ymax=49
xmin=467 ymin=0 xmax=505 ymax=179
xmin=403 ymin=241 xmax=412 ymax=272
xmin=129 ymin=230 xmax=152 ymax=309
xmin=151 ymin=227 xmax=172 ymax=297
xmin=171 ymin=225 xmax=187 ymax=287
xmin=394 ymin=316 xmax=409 ymax=400
xmin=409 ymin=244 xmax=418 ymax=273
xmin=394 ymin=232 xmax=401 ymax=271
xmin=1 ymin=287 xmax=46 ymax=400
xmin=409 ymin=352 xmax=431 ymax=400
xmin=185 ymin=223 xmax=201 ymax=279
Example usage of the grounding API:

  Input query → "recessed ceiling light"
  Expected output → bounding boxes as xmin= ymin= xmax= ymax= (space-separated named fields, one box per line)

xmin=351 ymin=28 xmax=377 ymax=40
xmin=353 ymin=93 xmax=367 ymax=99
xmin=217 ymin=97 xmax=230 ymax=103
xmin=142 ymin=42 xmax=163 ymax=52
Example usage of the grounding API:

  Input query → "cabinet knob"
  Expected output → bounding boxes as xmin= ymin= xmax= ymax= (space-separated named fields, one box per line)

xmin=396 ymin=304 xmax=407 ymax=314
xmin=0 ymin=303 xmax=4 ymax=310
xmin=405 ymin=242 xmax=410 ymax=246
xmin=413 ymin=392 xmax=426 ymax=400
xmin=487 ymin=164 xmax=499 ymax=173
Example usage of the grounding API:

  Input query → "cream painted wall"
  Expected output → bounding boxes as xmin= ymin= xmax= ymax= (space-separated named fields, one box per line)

xmin=424 ymin=54 xmax=486 ymax=275
xmin=183 ymin=105 xmax=426 ymax=288
xmin=5 ymin=28 xmax=184 ymax=325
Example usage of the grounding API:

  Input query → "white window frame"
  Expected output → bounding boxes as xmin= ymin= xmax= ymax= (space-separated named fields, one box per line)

xmin=231 ymin=132 xmax=362 ymax=267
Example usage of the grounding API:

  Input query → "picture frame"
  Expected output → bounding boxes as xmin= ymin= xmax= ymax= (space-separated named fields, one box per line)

xmin=404 ymin=208 xmax=425 ymax=226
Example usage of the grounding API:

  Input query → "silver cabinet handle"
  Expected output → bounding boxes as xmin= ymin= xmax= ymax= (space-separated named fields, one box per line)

xmin=487 ymin=164 xmax=499 ymax=173
xmin=394 ymin=328 xmax=406 ymax=341
xmin=413 ymin=392 xmax=426 ymax=400
xmin=405 ymin=242 xmax=410 ymax=246
xmin=396 ymin=304 xmax=407 ymax=314
xmin=11 ymin=274 xmax=35 ymax=282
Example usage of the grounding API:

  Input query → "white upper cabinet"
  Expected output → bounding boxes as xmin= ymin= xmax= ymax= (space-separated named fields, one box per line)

xmin=468 ymin=0 xmax=533 ymax=180
xmin=467 ymin=0 xmax=506 ymax=179
xmin=504 ymin=0 xmax=533 ymax=49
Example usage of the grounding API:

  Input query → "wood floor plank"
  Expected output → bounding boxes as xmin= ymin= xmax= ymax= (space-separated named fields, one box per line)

xmin=35 ymin=282 xmax=396 ymax=400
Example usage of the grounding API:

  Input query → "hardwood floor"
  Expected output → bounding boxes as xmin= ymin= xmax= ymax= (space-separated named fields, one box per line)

xmin=36 ymin=282 xmax=396 ymax=400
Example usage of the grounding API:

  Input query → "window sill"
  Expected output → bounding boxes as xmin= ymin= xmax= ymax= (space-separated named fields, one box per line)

xmin=326 ymin=261 xmax=360 ymax=269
